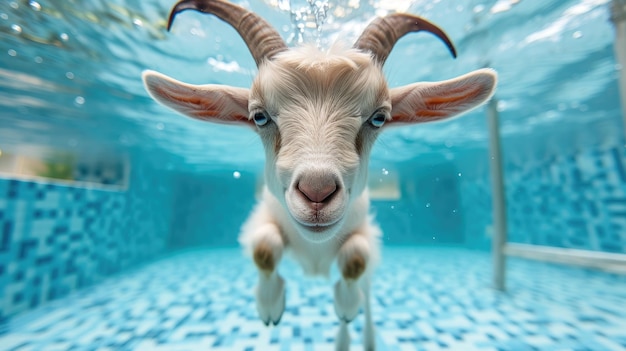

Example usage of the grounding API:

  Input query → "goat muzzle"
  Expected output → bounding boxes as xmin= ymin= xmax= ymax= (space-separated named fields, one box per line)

xmin=285 ymin=166 xmax=346 ymax=230
xmin=297 ymin=176 xmax=338 ymax=206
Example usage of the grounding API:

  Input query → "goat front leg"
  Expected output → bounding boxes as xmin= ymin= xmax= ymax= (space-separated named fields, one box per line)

xmin=251 ymin=223 xmax=286 ymax=326
xmin=334 ymin=234 xmax=375 ymax=350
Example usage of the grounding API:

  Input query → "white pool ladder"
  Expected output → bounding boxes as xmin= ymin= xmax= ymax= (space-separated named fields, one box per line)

xmin=489 ymin=1 xmax=626 ymax=290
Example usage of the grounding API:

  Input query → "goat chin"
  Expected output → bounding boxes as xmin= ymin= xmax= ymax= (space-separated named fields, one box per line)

xmin=291 ymin=215 xmax=345 ymax=243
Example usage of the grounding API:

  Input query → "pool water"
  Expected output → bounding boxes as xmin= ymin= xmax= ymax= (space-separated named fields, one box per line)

xmin=1 ymin=247 xmax=625 ymax=350
xmin=1 ymin=0 xmax=626 ymax=350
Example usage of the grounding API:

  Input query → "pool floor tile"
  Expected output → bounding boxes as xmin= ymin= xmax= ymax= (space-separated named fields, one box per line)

xmin=0 ymin=247 xmax=624 ymax=351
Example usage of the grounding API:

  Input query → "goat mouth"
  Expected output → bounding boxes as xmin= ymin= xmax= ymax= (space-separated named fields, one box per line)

xmin=299 ymin=221 xmax=337 ymax=233
xmin=290 ymin=214 xmax=344 ymax=243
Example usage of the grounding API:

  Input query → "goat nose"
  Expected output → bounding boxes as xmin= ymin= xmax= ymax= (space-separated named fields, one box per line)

xmin=297 ymin=176 xmax=338 ymax=203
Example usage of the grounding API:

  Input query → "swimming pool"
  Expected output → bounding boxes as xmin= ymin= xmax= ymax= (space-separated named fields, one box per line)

xmin=1 ymin=0 xmax=625 ymax=350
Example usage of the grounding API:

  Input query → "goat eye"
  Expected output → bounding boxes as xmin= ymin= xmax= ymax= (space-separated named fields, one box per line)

xmin=370 ymin=112 xmax=386 ymax=128
xmin=253 ymin=111 xmax=269 ymax=126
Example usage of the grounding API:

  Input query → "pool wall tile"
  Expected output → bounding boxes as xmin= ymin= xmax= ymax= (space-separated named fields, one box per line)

xmin=0 ymin=160 xmax=173 ymax=320
xmin=460 ymin=143 xmax=626 ymax=253
xmin=2 ymin=141 xmax=626 ymax=322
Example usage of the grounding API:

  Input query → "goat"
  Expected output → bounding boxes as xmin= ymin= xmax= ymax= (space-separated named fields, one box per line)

xmin=142 ymin=0 xmax=497 ymax=349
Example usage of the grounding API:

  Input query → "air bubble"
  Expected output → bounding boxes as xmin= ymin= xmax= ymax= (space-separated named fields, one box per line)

xmin=190 ymin=28 xmax=204 ymax=36
xmin=10 ymin=2 xmax=18 ymax=10
xmin=572 ymin=31 xmax=582 ymax=39
xmin=8 ymin=49 xmax=16 ymax=56
xmin=233 ymin=171 xmax=241 ymax=179
xmin=132 ymin=18 xmax=143 ymax=26
xmin=496 ymin=100 xmax=507 ymax=112
xmin=1 ymin=13 xmax=8 ymax=20
xmin=11 ymin=24 xmax=21 ymax=33
xmin=34 ymin=56 xmax=42 ymax=63
xmin=74 ymin=96 xmax=85 ymax=105
xmin=66 ymin=72 xmax=74 ymax=79
xmin=28 ymin=1 xmax=41 ymax=11
xmin=473 ymin=4 xmax=485 ymax=13
xmin=426 ymin=203 xmax=431 ymax=208
xmin=59 ymin=33 xmax=69 ymax=41
xmin=156 ymin=122 xmax=164 ymax=130
xmin=457 ymin=173 xmax=462 ymax=177
xmin=382 ymin=168 xmax=389 ymax=175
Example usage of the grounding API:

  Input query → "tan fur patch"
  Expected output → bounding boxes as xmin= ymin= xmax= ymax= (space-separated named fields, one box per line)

xmin=253 ymin=241 xmax=275 ymax=272
xmin=342 ymin=253 xmax=366 ymax=280
xmin=274 ymin=131 xmax=282 ymax=154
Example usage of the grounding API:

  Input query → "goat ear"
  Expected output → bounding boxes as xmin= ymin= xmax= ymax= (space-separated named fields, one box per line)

xmin=389 ymin=68 xmax=497 ymax=124
xmin=142 ymin=70 xmax=252 ymax=127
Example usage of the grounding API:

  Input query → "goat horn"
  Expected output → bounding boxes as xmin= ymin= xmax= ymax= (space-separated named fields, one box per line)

xmin=354 ymin=13 xmax=457 ymax=65
xmin=167 ymin=0 xmax=288 ymax=66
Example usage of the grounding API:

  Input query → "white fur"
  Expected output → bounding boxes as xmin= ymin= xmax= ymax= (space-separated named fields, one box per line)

xmin=144 ymin=30 xmax=497 ymax=351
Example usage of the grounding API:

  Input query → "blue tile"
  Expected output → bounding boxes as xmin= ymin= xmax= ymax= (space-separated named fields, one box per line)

xmin=0 ymin=248 xmax=623 ymax=350
xmin=12 ymin=292 xmax=23 ymax=304
xmin=0 ymin=222 xmax=10 ymax=252
xmin=18 ymin=240 xmax=37 ymax=260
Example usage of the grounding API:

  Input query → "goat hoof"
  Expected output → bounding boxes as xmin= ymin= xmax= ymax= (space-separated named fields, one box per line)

xmin=272 ymin=315 xmax=282 ymax=325
xmin=341 ymin=316 xmax=354 ymax=323
xmin=333 ymin=280 xmax=363 ymax=322
xmin=256 ymin=274 xmax=286 ymax=327
xmin=271 ymin=290 xmax=286 ymax=325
